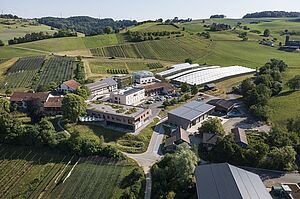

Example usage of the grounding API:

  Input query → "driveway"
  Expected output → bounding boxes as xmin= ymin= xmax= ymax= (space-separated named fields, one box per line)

xmin=124 ymin=118 xmax=166 ymax=199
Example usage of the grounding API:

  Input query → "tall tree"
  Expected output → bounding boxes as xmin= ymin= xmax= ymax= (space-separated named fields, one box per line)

xmin=62 ymin=94 xmax=87 ymax=123
xmin=198 ymin=117 xmax=225 ymax=136
xmin=263 ymin=29 xmax=271 ymax=37
xmin=287 ymin=75 xmax=300 ymax=90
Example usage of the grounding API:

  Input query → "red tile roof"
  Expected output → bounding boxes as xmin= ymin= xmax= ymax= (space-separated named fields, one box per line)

xmin=43 ymin=96 xmax=64 ymax=108
xmin=10 ymin=92 xmax=49 ymax=102
xmin=141 ymin=82 xmax=175 ymax=92
xmin=63 ymin=79 xmax=81 ymax=90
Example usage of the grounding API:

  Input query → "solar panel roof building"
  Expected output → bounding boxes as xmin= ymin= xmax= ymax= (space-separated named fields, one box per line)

xmin=174 ymin=66 xmax=256 ymax=86
xmin=168 ymin=100 xmax=215 ymax=130
xmin=195 ymin=163 xmax=272 ymax=199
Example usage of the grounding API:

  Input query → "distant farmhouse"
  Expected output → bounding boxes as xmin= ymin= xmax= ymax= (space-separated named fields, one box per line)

xmin=280 ymin=35 xmax=300 ymax=51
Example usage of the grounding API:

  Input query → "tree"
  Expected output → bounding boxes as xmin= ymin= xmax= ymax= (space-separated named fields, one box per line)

xmin=62 ymin=94 xmax=87 ymax=123
xmin=267 ymin=146 xmax=296 ymax=171
xmin=27 ymin=98 xmax=44 ymax=123
xmin=75 ymin=87 xmax=88 ymax=100
xmin=180 ymin=82 xmax=190 ymax=93
xmin=152 ymin=144 xmax=198 ymax=198
xmin=104 ymin=26 xmax=113 ymax=34
xmin=240 ymin=79 xmax=255 ymax=96
xmin=263 ymin=29 xmax=270 ymax=37
xmin=287 ymin=75 xmax=300 ymax=90
xmin=249 ymin=104 xmax=269 ymax=121
xmin=268 ymin=127 xmax=292 ymax=148
xmin=0 ymin=98 xmax=10 ymax=112
xmin=191 ymin=84 xmax=198 ymax=95
xmin=271 ymin=81 xmax=282 ymax=96
xmin=198 ymin=118 xmax=225 ymax=136
xmin=5 ymin=89 xmax=12 ymax=96
xmin=0 ymin=111 xmax=24 ymax=143
xmin=184 ymin=58 xmax=192 ymax=64
xmin=46 ymin=81 xmax=58 ymax=91
xmin=0 ymin=40 xmax=4 ymax=47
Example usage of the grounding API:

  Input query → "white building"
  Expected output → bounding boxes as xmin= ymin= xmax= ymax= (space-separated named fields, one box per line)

xmin=110 ymin=87 xmax=145 ymax=106
xmin=58 ymin=79 xmax=81 ymax=92
xmin=133 ymin=71 xmax=155 ymax=84
xmin=86 ymin=78 xmax=118 ymax=97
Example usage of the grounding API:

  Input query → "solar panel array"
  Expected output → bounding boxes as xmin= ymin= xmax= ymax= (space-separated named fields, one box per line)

xmin=174 ymin=66 xmax=256 ymax=85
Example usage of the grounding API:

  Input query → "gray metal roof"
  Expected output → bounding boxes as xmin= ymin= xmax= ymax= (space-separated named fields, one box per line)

xmin=85 ymin=78 xmax=117 ymax=91
xmin=168 ymin=100 xmax=215 ymax=121
xmin=133 ymin=71 xmax=154 ymax=78
xmin=101 ymin=77 xmax=117 ymax=87
xmin=123 ymin=87 xmax=143 ymax=96
xmin=195 ymin=163 xmax=272 ymax=199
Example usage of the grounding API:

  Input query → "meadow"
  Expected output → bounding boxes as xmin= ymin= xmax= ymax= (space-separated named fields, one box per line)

xmin=0 ymin=144 xmax=141 ymax=199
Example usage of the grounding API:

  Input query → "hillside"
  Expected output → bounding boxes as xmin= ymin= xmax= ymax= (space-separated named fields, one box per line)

xmin=1 ymin=17 xmax=300 ymax=126
xmin=0 ymin=18 xmax=56 ymax=44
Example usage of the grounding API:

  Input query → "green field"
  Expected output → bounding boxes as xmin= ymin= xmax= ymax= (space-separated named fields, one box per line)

xmin=0 ymin=18 xmax=56 ymax=44
xmin=128 ymin=22 xmax=180 ymax=32
xmin=0 ymin=144 xmax=142 ymax=199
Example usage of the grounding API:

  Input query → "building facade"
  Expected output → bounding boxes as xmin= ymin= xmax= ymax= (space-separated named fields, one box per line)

xmin=58 ymin=79 xmax=81 ymax=93
xmin=86 ymin=103 xmax=152 ymax=131
xmin=110 ymin=87 xmax=145 ymax=106
xmin=86 ymin=78 xmax=118 ymax=98
xmin=133 ymin=71 xmax=155 ymax=84
xmin=141 ymin=82 xmax=175 ymax=96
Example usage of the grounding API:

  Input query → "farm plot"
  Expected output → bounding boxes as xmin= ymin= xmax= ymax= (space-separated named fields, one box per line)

xmin=91 ymin=36 xmax=212 ymax=62
xmin=49 ymin=157 xmax=140 ymax=199
xmin=0 ymin=56 xmax=45 ymax=90
xmin=0 ymin=145 xmax=74 ymax=199
xmin=37 ymin=56 xmax=77 ymax=86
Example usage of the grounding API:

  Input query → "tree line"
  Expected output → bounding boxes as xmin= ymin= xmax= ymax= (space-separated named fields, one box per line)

xmin=8 ymin=29 xmax=77 ymax=45
xmin=38 ymin=16 xmax=137 ymax=36
xmin=243 ymin=11 xmax=300 ymax=18
xmin=0 ymin=14 xmax=19 ymax=19
xmin=126 ymin=30 xmax=182 ymax=42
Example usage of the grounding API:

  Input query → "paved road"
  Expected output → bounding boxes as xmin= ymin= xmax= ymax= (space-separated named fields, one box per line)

xmin=124 ymin=118 xmax=166 ymax=199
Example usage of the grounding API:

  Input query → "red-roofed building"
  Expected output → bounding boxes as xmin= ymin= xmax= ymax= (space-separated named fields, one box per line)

xmin=10 ymin=92 xmax=64 ymax=115
xmin=10 ymin=92 xmax=50 ymax=109
xmin=43 ymin=96 xmax=64 ymax=114
xmin=58 ymin=79 xmax=81 ymax=92
xmin=140 ymin=82 xmax=175 ymax=96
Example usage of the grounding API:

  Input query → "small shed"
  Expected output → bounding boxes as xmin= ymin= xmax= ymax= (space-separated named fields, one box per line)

xmin=204 ymin=83 xmax=217 ymax=91
xmin=207 ymin=99 xmax=235 ymax=113
xmin=164 ymin=127 xmax=190 ymax=151
xmin=231 ymin=127 xmax=248 ymax=148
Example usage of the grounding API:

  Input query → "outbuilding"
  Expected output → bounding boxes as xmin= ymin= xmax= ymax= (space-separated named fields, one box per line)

xmin=168 ymin=100 xmax=215 ymax=130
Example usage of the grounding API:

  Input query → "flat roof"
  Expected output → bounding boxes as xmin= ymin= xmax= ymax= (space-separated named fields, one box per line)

xmin=168 ymin=100 xmax=215 ymax=121
xmin=195 ymin=163 xmax=272 ymax=199
xmin=113 ymin=87 xmax=144 ymax=96
xmin=88 ymin=102 xmax=148 ymax=118
xmin=165 ymin=66 xmax=220 ymax=80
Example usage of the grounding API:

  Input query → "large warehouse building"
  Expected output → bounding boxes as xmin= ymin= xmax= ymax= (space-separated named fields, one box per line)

xmin=168 ymin=100 xmax=215 ymax=130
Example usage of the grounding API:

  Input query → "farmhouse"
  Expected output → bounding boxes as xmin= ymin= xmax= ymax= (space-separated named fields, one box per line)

xmin=58 ymin=79 xmax=81 ymax=92
xmin=207 ymin=99 xmax=235 ymax=113
xmin=281 ymin=35 xmax=300 ymax=51
xmin=168 ymin=100 xmax=215 ymax=130
xmin=195 ymin=163 xmax=272 ymax=199
xmin=10 ymin=92 xmax=50 ymax=109
xmin=10 ymin=92 xmax=64 ymax=114
xmin=164 ymin=127 xmax=191 ymax=151
xmin=231 ymin=127 xmax=248 ymax=148
xmin=110 ymin=87 xmax=145 ymax=106
xmin=133 ymin=71 xmax=155 ymax=84
xmin=86 ymin=78 xmax=118 ymax=97
xmin=140 ymin=82 xmax=175 ymax=96
xmin=85 ymin=103 xmax=152 ymax=131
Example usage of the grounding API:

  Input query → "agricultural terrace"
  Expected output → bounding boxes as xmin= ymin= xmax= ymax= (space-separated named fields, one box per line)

xmin=90 ymin=35 xmax=211 ymax=62
xmin=37 ymin=56 xmax=77 ymax=86
xmin=0 ymin=56 xmax=45 ymax=90
xmin=0 ymin=144 xmax=143 ymax=199
xmin=87 ymin=60 xmax=167 ymax=77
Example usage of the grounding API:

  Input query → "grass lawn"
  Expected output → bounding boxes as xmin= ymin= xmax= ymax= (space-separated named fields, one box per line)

xmin=128 ymin=23 xmax=179 ymax=32
xmin=0 ymin=46 xmax=47 ymax=59
xmin=89 ymin=61 xmax=128 ymax=74
xmin=83 ymin=34 xmax=119 ymax=49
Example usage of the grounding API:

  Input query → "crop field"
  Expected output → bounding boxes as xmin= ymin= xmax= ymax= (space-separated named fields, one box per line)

xmin=38 ymin=56 xmax=77 ymax=86
xmin=90 ymin=36 xmax=211 ymax=62
xmin=0 ymin=56 xmax=45 ymax=89
xmin=0 ymin=144 xmax=142 ymax=199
